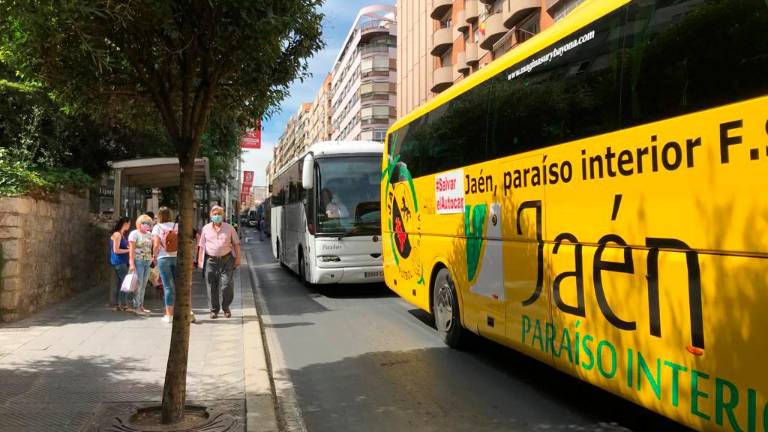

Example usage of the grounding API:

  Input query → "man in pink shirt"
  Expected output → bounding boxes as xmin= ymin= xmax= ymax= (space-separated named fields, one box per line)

xmin=198 ymin=206 xmax=241 ymax=319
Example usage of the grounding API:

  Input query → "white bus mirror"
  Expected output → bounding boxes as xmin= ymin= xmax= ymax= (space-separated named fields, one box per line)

xmin=302 ymin=154 xmax=314 ymax=189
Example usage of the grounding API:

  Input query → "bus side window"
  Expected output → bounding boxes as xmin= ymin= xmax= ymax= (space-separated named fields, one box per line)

xmin=487 ymin=7 xmax=625 ymax=158
xmin=620 ymin=0 xmax=768 ymax=129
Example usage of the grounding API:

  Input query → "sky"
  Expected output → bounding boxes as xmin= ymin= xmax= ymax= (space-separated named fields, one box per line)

xmin=241 ymin=0 xmax=394 ymax=187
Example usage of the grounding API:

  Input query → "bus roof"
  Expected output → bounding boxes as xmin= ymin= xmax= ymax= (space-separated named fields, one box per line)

xmin=387 ymin=0 xmax=625 ymax=134
xmin=273 ymin=140 xmax=383 ymax=178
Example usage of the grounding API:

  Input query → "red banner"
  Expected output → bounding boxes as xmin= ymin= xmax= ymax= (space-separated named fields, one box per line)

xmin=242 ymin=171 xmax=254 ymax=188
xmin=240 ymin=119 xmax=262 ymax=149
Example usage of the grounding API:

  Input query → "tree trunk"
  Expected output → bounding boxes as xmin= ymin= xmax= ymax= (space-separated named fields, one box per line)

xmin=161 ymin=154 xmax=197 ymax=424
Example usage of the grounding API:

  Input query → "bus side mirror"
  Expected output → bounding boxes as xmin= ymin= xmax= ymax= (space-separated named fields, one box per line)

xmin=302 ymin=154 xmax=314 ymax=190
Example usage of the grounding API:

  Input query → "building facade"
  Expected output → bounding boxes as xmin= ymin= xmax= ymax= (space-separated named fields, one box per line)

xmin=307 ymin=73 xmax=334 ymax=146
xmin=272 ymin=103 xmax=312 ymax=172
xmin=397 ymin=0 xmax=584 ymax=116
xmin=269 ymin=4 xmax=398 ymax=181
xmin=331 ymin=5 xmax=398 ymax=143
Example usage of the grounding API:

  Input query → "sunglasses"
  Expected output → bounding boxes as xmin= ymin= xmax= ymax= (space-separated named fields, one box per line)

xmin=141 ymin=222 xmax=152 ymax=226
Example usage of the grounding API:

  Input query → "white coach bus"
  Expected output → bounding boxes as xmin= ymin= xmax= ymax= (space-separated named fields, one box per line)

xmin=270 ymin=141 xmax=384 ymax=284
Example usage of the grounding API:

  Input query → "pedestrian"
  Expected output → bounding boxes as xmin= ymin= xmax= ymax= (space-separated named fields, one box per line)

xmin=109 ymin=217 xmax=131 ymax=311
xmin=257 ymin=205 xmax=265 ymax=241
xmin=197 ymin=206 xmax=241 ymax=319
xmin=129 ymin=214 xmax=154 ymax=315
xmin=152 ymin=207 xmax=178 ymax=323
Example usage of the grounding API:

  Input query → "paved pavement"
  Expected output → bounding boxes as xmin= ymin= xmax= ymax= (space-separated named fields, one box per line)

xmin=0 ymin=257 xmax=275 ymax=432
xmin=243 ymin=232 xmax=689 ymax=432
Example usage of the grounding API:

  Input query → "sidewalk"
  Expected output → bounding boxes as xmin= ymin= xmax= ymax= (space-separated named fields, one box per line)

xmin=0 ymin=259 xmax=276 ymax=432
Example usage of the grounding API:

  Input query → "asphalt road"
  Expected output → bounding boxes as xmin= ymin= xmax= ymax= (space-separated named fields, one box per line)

xmin=240 ymin=229 xmax=687 ymax=432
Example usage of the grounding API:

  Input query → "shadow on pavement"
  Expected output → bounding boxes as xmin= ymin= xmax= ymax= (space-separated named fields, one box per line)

xmin=0 ymin=354 xmax=162 ymax=431
xmin=0 ymin=273 xmax=214 ymax=330
xmin=285 ymin=343 xmax=689 ymax=432
xmin=263 ymin=322 xmax=315 ymax=329
xmin=315 ymin=283 xmax=397 ymax=300
xmin=407 ymin=308 xmax=436 ymax=329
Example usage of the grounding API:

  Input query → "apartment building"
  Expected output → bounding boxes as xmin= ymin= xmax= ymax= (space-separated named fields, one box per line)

xmin=306 ymin=73 xmax=334 ymax=146
xmin=272 ymin=103 xmax=311 ymax=172
xmin=397 ymin=0 xmax=585 ymax=116
xmin=331 ymin=4 xmax=398 ymax=143
xmin=269 ymin=4 xmax=397 ymax=178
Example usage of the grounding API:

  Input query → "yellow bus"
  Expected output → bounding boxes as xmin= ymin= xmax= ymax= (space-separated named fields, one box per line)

xmin=381 ymin=0 xmax=768 ymax=430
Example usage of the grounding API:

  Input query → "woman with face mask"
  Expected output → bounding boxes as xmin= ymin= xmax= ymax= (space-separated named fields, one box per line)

xmin=109 ymin=217 xmax=132 ymax=311
xmin=129 ymin=214 xmax=154 ymax=315
xmin=198 ymin=206 xmax=241 ymax=319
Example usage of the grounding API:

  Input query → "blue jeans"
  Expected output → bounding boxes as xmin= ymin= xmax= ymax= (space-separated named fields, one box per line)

xmin=158 ymin=257 xmax=176 ymax=307
xmin=112 ymin=263 xmax=130 ymax=307
xmin=133 ymin=259 xmax=152 ymax=309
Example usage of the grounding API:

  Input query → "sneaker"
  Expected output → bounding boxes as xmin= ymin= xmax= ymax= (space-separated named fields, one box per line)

xmin=190 ymin=312 xmax=196 ymax=323
xmin=162 ymin=315 xmax=173 ymax=323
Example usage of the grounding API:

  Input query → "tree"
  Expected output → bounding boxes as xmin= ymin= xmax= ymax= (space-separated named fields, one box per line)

xmin=1 ymin=0 xmax=323 ymax=423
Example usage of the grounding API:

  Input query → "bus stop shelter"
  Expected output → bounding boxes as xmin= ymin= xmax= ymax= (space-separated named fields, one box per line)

xmin=109 ymin=157 xmax=210 ymax=218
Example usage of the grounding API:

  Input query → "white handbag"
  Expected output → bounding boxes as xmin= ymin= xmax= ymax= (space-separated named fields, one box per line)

xmin=120 ymin=271 xmax=138 ymax=293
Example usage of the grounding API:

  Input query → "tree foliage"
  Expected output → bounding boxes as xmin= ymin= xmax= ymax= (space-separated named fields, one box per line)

xmin=2 ymin=0 xmax=324 ymax=157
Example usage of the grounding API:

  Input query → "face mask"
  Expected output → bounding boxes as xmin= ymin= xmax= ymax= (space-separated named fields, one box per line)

xmin=211 ymin=215 xmax=223 ymax=224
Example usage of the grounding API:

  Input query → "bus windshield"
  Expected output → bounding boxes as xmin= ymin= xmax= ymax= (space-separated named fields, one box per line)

xmin=315 ymin=155 xmax=381 ymax=236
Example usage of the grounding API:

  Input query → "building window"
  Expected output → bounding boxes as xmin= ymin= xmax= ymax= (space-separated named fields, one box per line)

xmin=516 ymin=12 xmax=541 ymax=44
xmin=440 ymin=50 xmax=452 ymax=67
xmin=553 ymin=0 xmax=587 ymax=21
xmin=373 ymin=129 xmax=387 ymax=142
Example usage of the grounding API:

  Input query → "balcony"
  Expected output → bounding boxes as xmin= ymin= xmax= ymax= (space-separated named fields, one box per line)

xmin=479 ymin=12 xmax=507 ymax=50
xmin=503 ymin=0 xmax=541 ymax=28
xmin=465 ymin=42 xmax=479 ymax=65
xmin=456 ymin=51 xmax=469 ymax=74
xmin=359 ymin=20 xmax=394 ymax=43
xmin=456 ymin=9 xmax=468 ymax=32
xmin=431 ymin=26 xmax=454 ymax=56
xmin=430 ymin=0 xmax=453 ymax=20
xmin=431 ymin=66 xmax=453 ymax=93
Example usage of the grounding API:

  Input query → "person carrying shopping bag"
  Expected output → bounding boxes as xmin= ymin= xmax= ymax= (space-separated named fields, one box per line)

xmin=129 ymin=214 xmax=154 ymax=315
xmin=197 ymin=206 xmax=241 ymax=319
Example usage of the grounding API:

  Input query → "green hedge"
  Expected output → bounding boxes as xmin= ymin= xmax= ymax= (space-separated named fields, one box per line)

xmin=0 ymin=148 xmax=92 ymax=196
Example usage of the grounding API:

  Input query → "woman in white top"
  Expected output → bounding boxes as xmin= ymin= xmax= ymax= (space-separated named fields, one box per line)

xmin=152 ymin=207 xmax=178 ymax=323
xmin=128 ymin=214 xmax=154 ymax=315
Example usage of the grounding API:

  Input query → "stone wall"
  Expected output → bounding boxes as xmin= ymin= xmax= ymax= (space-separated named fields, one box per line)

xmin=0 ymin=193 xmax=112 ymax=322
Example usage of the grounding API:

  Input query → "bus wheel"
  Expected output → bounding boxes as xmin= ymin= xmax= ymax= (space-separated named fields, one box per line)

xmin=298 ymin=251 xmax=308 ymax=285
xmin=432 ymin=267 xmax=466 ymax=349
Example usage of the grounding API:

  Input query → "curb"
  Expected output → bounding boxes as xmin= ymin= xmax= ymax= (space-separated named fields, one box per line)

xmin=240 ymin=253 xmax=280 ymax=432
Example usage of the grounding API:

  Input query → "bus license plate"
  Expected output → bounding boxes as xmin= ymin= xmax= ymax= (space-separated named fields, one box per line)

xmin=364 ymin=271 xmax=383 ymax=278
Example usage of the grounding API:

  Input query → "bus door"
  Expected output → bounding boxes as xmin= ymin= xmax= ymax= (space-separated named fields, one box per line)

xmin=464 ymin=198 xmax=506 ymax=342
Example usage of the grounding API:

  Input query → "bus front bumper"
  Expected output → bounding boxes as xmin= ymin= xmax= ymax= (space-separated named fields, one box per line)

xmin=313 ymin=265 xmax=384 ymax=284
